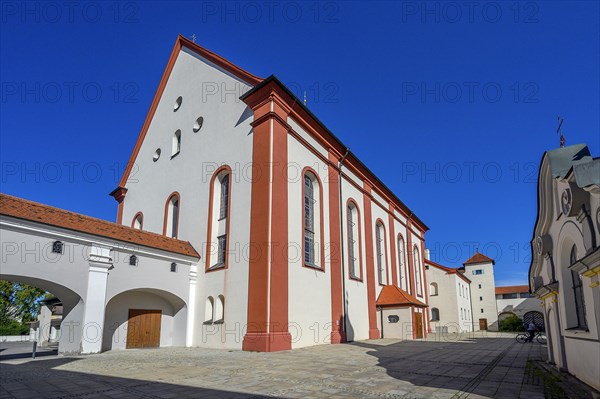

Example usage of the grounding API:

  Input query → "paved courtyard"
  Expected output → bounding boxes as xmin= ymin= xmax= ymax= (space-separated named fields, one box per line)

xmin=0 ymin=332 xmax=592 ymax=399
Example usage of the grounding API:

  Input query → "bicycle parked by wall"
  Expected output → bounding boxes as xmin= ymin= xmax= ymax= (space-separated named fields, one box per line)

xmin=516 ymin=331 xmax=546 ymax=344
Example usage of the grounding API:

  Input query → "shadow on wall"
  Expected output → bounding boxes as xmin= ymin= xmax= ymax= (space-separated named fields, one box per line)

xmin=0 ymin=358 xmax=286 ymax=398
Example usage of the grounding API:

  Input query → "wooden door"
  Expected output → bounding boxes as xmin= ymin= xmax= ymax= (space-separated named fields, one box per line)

xmin=479 ymin=318 xmax=488 ymax=330
xmin=126 ymin=309 xmax=161 ymax=349
xmin=414 ymin=312 xmax=423 ymax=339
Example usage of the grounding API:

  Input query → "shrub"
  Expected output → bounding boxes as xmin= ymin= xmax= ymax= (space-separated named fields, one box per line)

xmin=499 ymin=315 xmax=525 ymax=332
xmin=0 ymin=319 xmax=30 ymax=336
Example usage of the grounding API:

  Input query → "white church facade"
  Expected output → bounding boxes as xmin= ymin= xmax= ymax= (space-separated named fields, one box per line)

xmin=529 ymin=143 xmax=600 ymax=390
xmin=1 ymin=35 xmax=432 ymax=353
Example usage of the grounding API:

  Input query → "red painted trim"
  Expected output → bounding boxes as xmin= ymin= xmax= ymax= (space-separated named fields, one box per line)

xmin=205 ymin=165 xmax=232 ymax=272
xmin=301 ymin=167 xmax=325 ymax=272
xmin=388 ymin=205 xmax=398 ymax=286
xmin=162 ymin=192 xmax=180 ymax=238
xmin=346 ymin=198 xmax=364 ymax=282
xmin=374 ymin=218 xmax=389 ymax=286
xmin=109 ymin=186 xmax=127 ymax=224
xmin=327 ymin=151 xmax=345 ymax=344
xmin=131 ymin=211 xmax=144 ymax=229
xmin=362 ymin=184 xmax=380 ymax=339
xmin=243 ymin=93 xmax=291 ymax=352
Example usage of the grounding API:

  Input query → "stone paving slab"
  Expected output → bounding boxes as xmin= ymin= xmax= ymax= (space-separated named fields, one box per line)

xmin=0 ymin=332 xmax=585 ymax=399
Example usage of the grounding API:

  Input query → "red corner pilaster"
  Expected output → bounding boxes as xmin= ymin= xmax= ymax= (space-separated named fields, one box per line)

xmin=388 ymin=203 xmax=398 ymax=286
xmin=242 ymin=83 xmax=291 ymax=352
xmin=328 ymin=150 xmax=346 ymax=344
xmin=363 ymin=183 xmax=380 ymax=339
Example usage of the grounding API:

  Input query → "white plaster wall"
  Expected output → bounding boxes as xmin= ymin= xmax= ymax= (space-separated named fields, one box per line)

xmin=379 ymin=308 xmax=412 ymax=340
xmin=102 ymin=290 xmax=186 ymax=351
xmin=370 ymin=199 xmax=393 ymax=296
xmin=340 ymin=173 xmax=370 ymax=342
xmin=287 ymin=130 xmax=332 ymax=349
xmin=464 ymin=263 xmax=498 ymax=330
xmin=496 ymin=297 xmax=527 ymax=312
xmin=426 ymin=267 xmax=464 ymax=333
xmin=119 ymin=47 xmax=254 ymax=349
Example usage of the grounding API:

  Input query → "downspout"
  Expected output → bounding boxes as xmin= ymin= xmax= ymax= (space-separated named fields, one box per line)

xmin=338 ymin=148 xmax=350 ymax=340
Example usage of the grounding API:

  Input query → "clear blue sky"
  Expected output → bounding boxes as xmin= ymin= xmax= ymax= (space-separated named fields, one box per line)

xmin=1 ymin=1 xmax=598 ymax=286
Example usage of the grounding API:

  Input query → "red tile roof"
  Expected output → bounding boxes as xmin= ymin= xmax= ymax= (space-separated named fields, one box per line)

xmin=376 ymin=285 xmax=427 ymax=308
xmin=425 ymin=259 xmax=471 ymax=284
xmin=495 ymin=285 xmax=529 ymax=295
xmin=0 ymin=193 xmax=199 ymax=258
xmin=463 ymin=252 xmax=495 ymax=266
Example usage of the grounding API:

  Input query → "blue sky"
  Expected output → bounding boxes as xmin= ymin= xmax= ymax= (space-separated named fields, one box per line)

xmin=1 ymin=1 xmax=598 ymax=286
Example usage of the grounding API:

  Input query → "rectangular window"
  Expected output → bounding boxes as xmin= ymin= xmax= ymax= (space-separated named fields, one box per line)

xmin=217 ymin=235 xmax=227 ymax=266
xmin=170 ymin=263 xmax=177 ymax=273
xmin=171 ymin=199 xmax=179 ymax=238
xmin=219 ymin=174 xmax=229 ymax=220
xmin=480 ymin=296 xmax=483 ymax=301
xmin=481 ymin=309 xmax=484 ymax=313
xmin=478 ymin=284 xmax=482 ymax=289
xmin=571 ymin=270 xmax=587 ymax=329
xmin=303 ymin=176 xmax=316 ymax=266
xmin=473 ymin=269 xmax=483 ymax=275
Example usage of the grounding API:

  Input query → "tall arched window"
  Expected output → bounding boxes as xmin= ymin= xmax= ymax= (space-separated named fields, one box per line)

xmin=397 ymin=235 xmax=406 ymax=290
xmin=431 ymin=308 xmax=440 ymax=321
xmin=413 ymin=246 xmax=422 ymax=296
xmin=303 ymin=170 xmax=323 ymax=269
xmin=347 ymin=200 xmax=362 ymax=280
xmin=206 ymin=167 xmax=232 ymax=271
xmin=204 ymin=297 xmax=214 ymax=324
xmin=429 ymin=282 xmax=438 ymax=296
xmin=164 ymin=193 xmax=180 ymax=238
xmin=570 ymin=244 xmax=587 ymax=329
xmin=172 ymin=129 xmax=181 ymax=156
xmin=375 ymin=221 xmax=387 ymax=285
xmin=132 ymin=212 xmax=143 ymax=230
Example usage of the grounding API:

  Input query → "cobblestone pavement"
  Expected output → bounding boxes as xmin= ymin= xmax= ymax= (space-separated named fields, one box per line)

xmin=0 ymin=332 xmax=564 ymax=399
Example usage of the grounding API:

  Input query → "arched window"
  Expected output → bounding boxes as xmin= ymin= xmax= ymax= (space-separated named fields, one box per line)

xmin=413 ymin=246 xmax=422 ymax=296
xmin=163 ymin=193 xmax=180 ymax=238
xmin=429 ymin=282 xmax=438 ymax=296
xmin=132 ymin=212 xmax=143 ymax=230
xmin=172 ymin=130 xmax=181 ymax=156
xmin=397 ymin=235 xmax=406 ymax=290
xmin=214 ymin=295 xmax=225 ymax=323
xmin=431 ymin=308 xmax=440 ymax=321
xmin=347 ymin=201 xmax=362 ymax=279
xmin=375 ymin=221 xmax=387 ymax=285
xmin=569 ymin=245 xmax=587 ymax=329
xmin=303 ymin=170 xmax=323 ymax=269
xmin=206 ymin=167 xmax=232 ymax=271
xmin=204 ymin=297 xmax=214 ymax=324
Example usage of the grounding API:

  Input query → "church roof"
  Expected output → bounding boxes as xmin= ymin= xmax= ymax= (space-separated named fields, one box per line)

xmin=495 ymin=285 xmax=529 ymax=295
xmin=546 ymin=143 xmax=592 ymax=179
xmin=463 ymin=252 xmax=495 ymax=266
xmin=0 ymin=193 xmax=199 ymax=258
xmin=425 ymin=259 xmax=471 ymax=284
xmin=376 ymin=285 xmax=427 ymax=308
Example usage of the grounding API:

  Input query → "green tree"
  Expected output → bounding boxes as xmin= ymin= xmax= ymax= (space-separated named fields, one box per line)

xmin=0 ymin=281 xmax=46 ymax=325
xmin=499 ymin=314 xmax=525 ymax=332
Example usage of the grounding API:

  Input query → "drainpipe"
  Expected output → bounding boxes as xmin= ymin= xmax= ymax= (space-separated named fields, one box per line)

xmin=338 ymin=148 xmax=350 ymax=340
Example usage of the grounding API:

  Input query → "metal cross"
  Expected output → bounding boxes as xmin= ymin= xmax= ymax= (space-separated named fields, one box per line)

xmin=191 ymin=34 xmax=197 ymax=43
xmin=557 ymin=116 xmax=565 ymax=148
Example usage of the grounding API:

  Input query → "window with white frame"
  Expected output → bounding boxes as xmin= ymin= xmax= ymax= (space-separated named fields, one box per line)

xmin=375 ymin=222 xmax=386 ymax=285
xmin=172 ymin=129 xmax=181 ymax=156
xmin=570 ymin=244 xmax=587 ymax=329
xmin=414 ymin=246 xmax=422 ymax=295
xmin=303 ymin=172 xmax=321 ymax=268
xmin=216 ymin=235 xmax=227 ymax=266
xmin=397 ymin=236 xmax=406 ymax=290
xmin=431 ymin=308 xmax=440 ymax=321
xmin=204 ymin=297 xmax=214 ymax=323
xmin=347 ymin=202 xmax=360 ymax=279
xmin=165 ymin=194 xmax=179 ymax=238
xmin=208 ymin=169 xmax=231 ymax=270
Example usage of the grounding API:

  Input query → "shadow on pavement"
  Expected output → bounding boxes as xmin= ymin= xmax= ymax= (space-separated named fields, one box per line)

xmin=0 ymin=357 xmax=289 ymax=399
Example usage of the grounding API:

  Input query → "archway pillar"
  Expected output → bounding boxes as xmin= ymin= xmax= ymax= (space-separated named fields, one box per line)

xmin=81 ymin=245 xmax=112 ymax=354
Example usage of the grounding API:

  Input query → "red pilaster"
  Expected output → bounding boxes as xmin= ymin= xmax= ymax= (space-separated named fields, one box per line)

xmin=328 ymin=150 xmax=346 ymax=343
xmin=363 ymin=183 xmax=380 ymax=339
